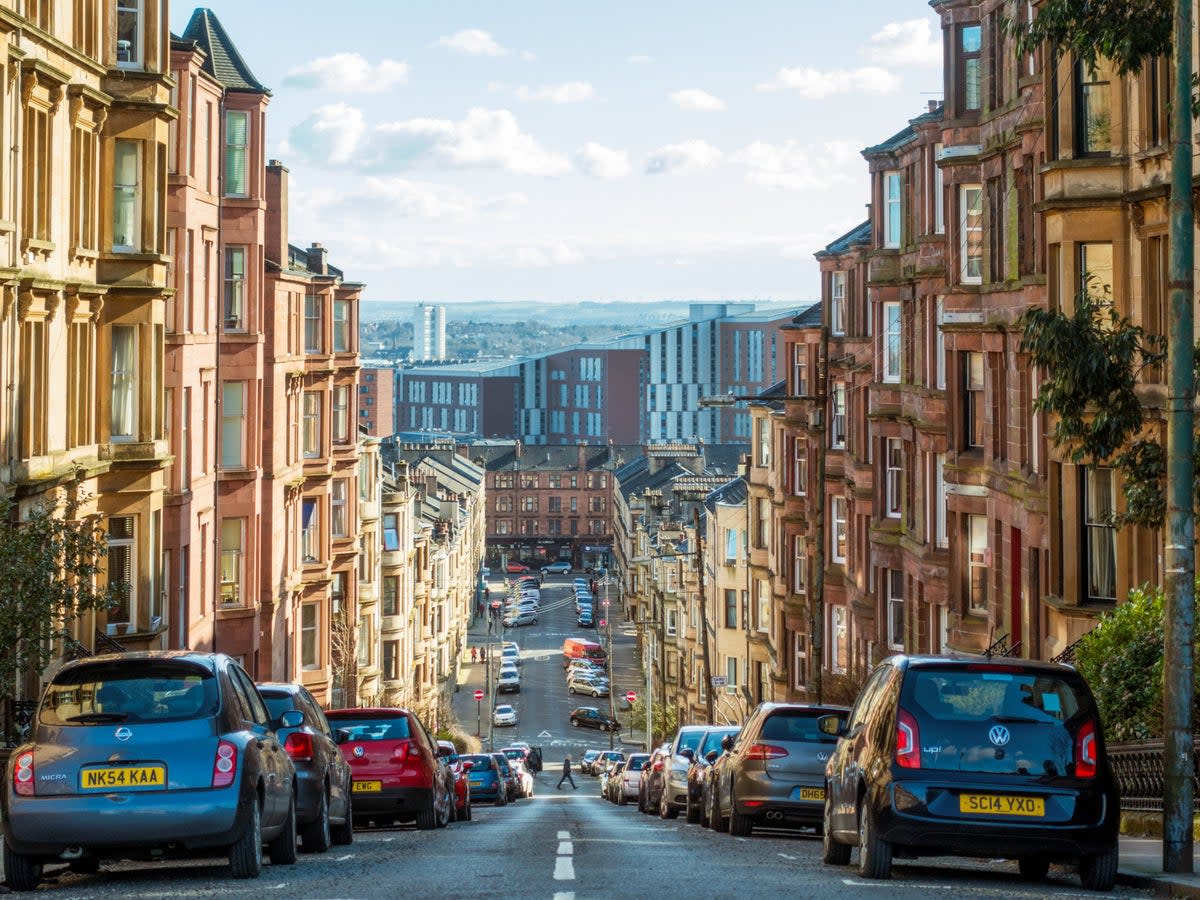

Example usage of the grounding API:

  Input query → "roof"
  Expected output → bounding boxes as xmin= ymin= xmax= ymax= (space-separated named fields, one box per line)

xmin=863 ymin=122 xmax=917 ymax=157
xmin=817 ymin=221 xmax=872 ymax=257
xmin=466 ymin=443 xmax=618 ymax=473
xmin=180 ymin=9 xmax=270 ymax=94
xmin=706 ymin=476 xmax=748 ymax=510
xmin=791 ymin=302 xmax=824 ymax=328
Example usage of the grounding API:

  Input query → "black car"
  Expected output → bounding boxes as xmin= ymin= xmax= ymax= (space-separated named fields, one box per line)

xmin=2 ymin=652 xmax=298 ymax=890
xmin=257 ymin=682 xmax=354 ymax=851
xmin=822 ymin=655 xmax=1120 ymax=890
xmin=568 ymin=706 xmax=619 ymax=732
xmin=685 ymin=726 xmax=739 ymax=823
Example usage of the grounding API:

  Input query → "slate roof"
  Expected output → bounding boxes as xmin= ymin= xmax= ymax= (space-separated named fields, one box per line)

xmin=180 ymin=9 xmax=270 ymax=94
xmin=817 ymin=221 xmax=871 ymax=257
xmin=791 ymin=302 xmax=823 ymax=328
xmin=863 ymin=122 xmax=917 ymax=157
xmin=706 ymin=476 xmax=748 ymax=510
xmin=465 ymin=443 xmax=621 ymax=473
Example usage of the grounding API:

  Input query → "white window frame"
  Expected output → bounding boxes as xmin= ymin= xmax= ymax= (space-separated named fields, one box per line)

xmin=666 ymin=607 xmax=677 ymax=637
xmin=831 ymin=271 xmax=847 ymax=335
xmin=301 ymin=601 xmax=320 ymax=670
xmin=831 ymin=382 xmax=846 ymax=449
xmin=792 ymin=437 xmax=807 ymax=496
xmin=1084 ymin=467 xmax=1118 ymax=602
xmin=220 ymin=518 xmax=244 ymax=606
xmin=116 ymin=0 xmax=143 ymax=70
xmin=793 ymin=632 xmax=808 ymax=690
xmin=884 ymin=171 xmax=901 ymax=248
xmin=333 ymin=299 xmax=351 ymax=352
xmin=959 ymin=184 xmax=983 ymax=284
xmin=756 ymin=579 xmax=769 ymax=632
xmin=968 ymin=514 xmax=988 ymax=614
xmin=934 ymin=453 xmax=948 ymax=548
xmin=757 ymin=415 xmax=771 ymax=468
xmin=830 ymin=605 xmax=847 ymax=674
xmin=935 ymin=297 xmax=947 ymax=390
xmin=831 ymin=496 xmax=848 ymax=564
xmin=221 ymin=381 xmax=245 ymax=468
xmin=112 ymin=139 xmax=140 ymax=252
xmin=885 ymin=437 xmax=903 ymax=519
xmin=225 ymin=110 xmax=249 ymax=198
xmin=331 ymin=479 xmax=348 ymax=538
xmin=887 ymin=569 xmax=904 ymax=650
xmin=106 ymin=515 xmax=136 ymax=632
xmin=223 ymin=246 xmax=246 ymax=332
xmin=882 ymin=300 xmax=901 ymax=383
xmin=110 ymin=325 xmax=138 ymax=441
xmin=933 ymin=144 xmax=945 ymax=234
xmin=305 ymin=294 xmax=323 ymax=354
xmin=792 ymin=534 xmax=807 ymax=595
xmin=303 ymin=391 xmax=321 ymax=458
xmin=726 ymin=656 xmax=738 ymax=686
xmin=332 ymin=385 xmax=349 ymax=444
xmin=301 ymin=498 xmax=320 ymax=563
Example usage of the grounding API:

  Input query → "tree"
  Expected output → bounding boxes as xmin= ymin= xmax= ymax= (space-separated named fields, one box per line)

xmin=1010 ymin=0 xmax=1170 ymax=75
xmin=0 ymin=495 xmax=120 ymax=706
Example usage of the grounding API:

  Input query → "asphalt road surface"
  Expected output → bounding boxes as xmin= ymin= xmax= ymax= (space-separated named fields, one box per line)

xmin=12 ymin=577 xmax=1155 ymax=898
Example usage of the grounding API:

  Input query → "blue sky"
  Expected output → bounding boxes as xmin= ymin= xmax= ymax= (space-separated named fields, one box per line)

xmin=171 ymin=2 xmax=944 ymax=304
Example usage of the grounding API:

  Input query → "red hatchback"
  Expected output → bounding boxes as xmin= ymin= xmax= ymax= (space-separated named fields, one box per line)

xmin=325 ymin=708 xmax=453 ymax=830
xmin=505 ymin=562 xmax=531 ymax=573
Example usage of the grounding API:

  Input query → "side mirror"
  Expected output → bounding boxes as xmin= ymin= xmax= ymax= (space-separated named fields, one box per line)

xmin=278 ymin=709 xmax=304 ymax=729
xmin=818 ymin=714 xmax=847 ymax=737
xmin=705 ymin=749 xmax=720 ymax=764
xmin=437 ymin=744 xmax=454 ymax=758
xmin=462 ymin=761 xmax=474 ymax=771
xmin=678 ymin=747 xmax=695 ymax=761
xmin=720 ymin=735 xmax=733 ymax=751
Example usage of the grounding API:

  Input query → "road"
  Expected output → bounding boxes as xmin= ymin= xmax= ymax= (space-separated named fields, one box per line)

xmin=18 ymin=575 xmax=1155 ymax=898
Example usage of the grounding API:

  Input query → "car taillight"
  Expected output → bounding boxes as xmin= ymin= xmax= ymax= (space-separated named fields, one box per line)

xmin=13 ymin=752 xmax=34 ymax=796
xmin=652 ymin=760 xmax=663 ymax=771
xmin=284 ymin=731 xmax=313 ymax=761
xmin=744 ymin=743 xmax=788 ymax=761
xmin=212 ymin=740 xmax=237 ymax=788
xmin=896 ymin=708 xmax=920 ymax=769
xmin=1076 ymin=720 xmax=1098 ymax=778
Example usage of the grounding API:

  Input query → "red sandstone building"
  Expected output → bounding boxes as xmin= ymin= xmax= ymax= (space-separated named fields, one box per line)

xmin=360 ymin=365 xmax=396 ymax=437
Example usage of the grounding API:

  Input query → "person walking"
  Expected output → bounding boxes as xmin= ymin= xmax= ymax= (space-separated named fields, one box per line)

xmin=471 ymin=646 xmax=478 ymax=664
xmin=556 ymin=755 xmax=578 ymax=790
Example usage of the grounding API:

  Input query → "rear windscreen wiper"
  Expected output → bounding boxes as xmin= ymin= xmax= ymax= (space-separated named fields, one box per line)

xmin=65 ymin=712 xmax=129 ymax=723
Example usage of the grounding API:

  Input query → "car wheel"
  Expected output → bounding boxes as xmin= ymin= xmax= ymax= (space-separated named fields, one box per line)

xmin=436 ymin=791 xmax=451 ymax=828
xmin=300 ymin=786 xmax=332 ymax=853
xmin=569 ymin=686 xmax=576 ymax=694
xmin=660 ymin=788 xmax=680 ymax=820
xmin=331 ymin=791 xmax=354 ymax=846
xmin=267 ymin=793 xmax=299 ymax=865
xmin=686 ymin=792 xmax=702 ymax=824
xmin=495 ymin=788 xmax=508 ymax=807
xmin=4 ymin=842 xmax=43 ymax=892
xmin=822 ymin=794 xmax=851 ymax=865
xmin=229 ymin=797 xmax=263 ymax=879
xmin=728 ymin=789 xmax=751 ymax=835
xmin=571 ymin=718 xmax=580 ymax=727
xmin=1078 ymin=844 xmax=1118 ymax=891
xmin=857 ymin=806 xmax=892 ymax=879
xmin=415 ymin=797 xmax=438 ymax=830
xmin=1018 ymin=857 xmax=1050 ymax=882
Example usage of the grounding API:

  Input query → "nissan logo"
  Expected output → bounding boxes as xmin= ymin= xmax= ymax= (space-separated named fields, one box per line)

xmin=114 ymin=727 xmax=132 ymax=742
xmin=988 ymin=725 xmax=1011 ymax=747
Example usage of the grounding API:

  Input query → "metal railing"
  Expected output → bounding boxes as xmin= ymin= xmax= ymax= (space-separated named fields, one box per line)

xmin=1108 ymin=738 xmax=1200 ymax=812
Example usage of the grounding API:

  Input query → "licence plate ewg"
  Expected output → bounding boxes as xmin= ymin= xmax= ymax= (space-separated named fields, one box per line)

xmin=81 ymin=765 xmax=166 ymax=790
xmin=352 ymin=780 xmax=382 ymax=793
xmin=959 ymin=793 xmax=1044 ymax=817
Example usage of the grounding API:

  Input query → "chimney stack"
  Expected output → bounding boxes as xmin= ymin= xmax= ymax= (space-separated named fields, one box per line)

xmin=307 ymin=242 xmax=328 ymax=275
xmin=265 ymin=160 xmax=289 ymax=268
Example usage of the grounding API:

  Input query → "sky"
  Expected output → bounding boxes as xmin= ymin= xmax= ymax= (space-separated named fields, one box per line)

xmin=171 ymin=2 xmax=945 ymax=304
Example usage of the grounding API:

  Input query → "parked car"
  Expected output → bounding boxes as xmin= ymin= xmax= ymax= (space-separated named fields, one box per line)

xmin=542 ymin=561 xmax=572 ymax=575
xmin=601 ymin=761 xmax=625 ymax=801
xmin=503 ymin=610 xmax=539 ymax=628
xmin=617 ymin=753 xmax=650 ymax=805
xmin=657 ymin=725 xmax=710 ymax=819
xmin=500 ymin=750 xmax=535 ymax=798
xmin=711 ymin=703 xmax=846 ymax=836
xmin=2 ymin=651 xmax=299 ymax=889
xmin=704 ymin=740 xmax=736 ymax=831
xmin=498 ymin=670 xmax=522 ymax=694
xmin=568 ymin=675 xmax=610 ymax=697
xmin=577 ymin=610 xmax=595 ymax=628
xmin=493 ymin=705 xmax=518 ymax=728
xmin=501 ymin=646 xmax=522 ymax=668
xmin=505 ymin=562 xmax=531 ymax=573
xmin=436 ymin=740 xmax=472 ymax=822
xmin=461 ymin=754 xmax=507 ymax=806
xmin=584 ymin=750 xmax=625 ymax=776
xmin=821 ymin=656 xmax=1120 ymax=889
xmin=569 ymin=707 xmax=620 ymax=732
xmin=638 ymin=744 xmax=673 ymax=814
xmin=257 ymin=682 xmax=355 ymax=851
xmin=684 ymin=726 xmax=740 ymax=824
xmin=325 ymin=707 xmax=453 ymax=831
xmin=490 ymin=753 xmax=520 ymax=803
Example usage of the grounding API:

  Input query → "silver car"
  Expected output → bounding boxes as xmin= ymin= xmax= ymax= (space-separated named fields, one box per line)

xmin=657 ymin=725 xmax=709 ymax=818
xmin=2 ymin=651 xmax=298 ymax=889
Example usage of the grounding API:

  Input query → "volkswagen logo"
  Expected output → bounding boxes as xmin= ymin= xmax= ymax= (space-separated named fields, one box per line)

xmin=353 ymin=745 xmax=365 ymax=758
xmin=114 ymin=727 xmax=132 ymax=743
xmin=988 ymin=725 xmax=1011 ymax=747
xmin=817 ymin=752 xmax=829 ymax=762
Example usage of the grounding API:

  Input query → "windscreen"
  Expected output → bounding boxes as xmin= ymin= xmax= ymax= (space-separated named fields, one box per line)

xmin=760 ymin=710 xmax=838 ymax=744
xmin=325 ymin=714 xmax=411 ymax=741
xmin=463 ymin=754 xmax=494 ymax=771
xmin=260 ymin=693 xmax=293 ymax=721
xmin=677 ymin=730 xmax=706 ymax=754
xmin=41 ymin=660 xmax=218 ymax=726
xmin=626 ymin=755 xmax=649 ymax=771
xmin=699 ymin=728 xmax=740 ymax=757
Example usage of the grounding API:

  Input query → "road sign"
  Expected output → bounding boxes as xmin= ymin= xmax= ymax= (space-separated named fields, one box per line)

xmin=602 ymin=599 xmax=610 ymax=607
xmin=625 ymin=691 xmax=637 ymax=703
xmin=599 ymin=619 xmax=607 ymax=627
xmin=473 ymin=689 xmax=484 ymax=701
xmin=711 ymin=676 xmax=727 ymax=687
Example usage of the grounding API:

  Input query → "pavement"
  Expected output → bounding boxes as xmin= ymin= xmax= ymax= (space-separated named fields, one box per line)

xmin=1118 ymin=838 xmax=1200 ymax=896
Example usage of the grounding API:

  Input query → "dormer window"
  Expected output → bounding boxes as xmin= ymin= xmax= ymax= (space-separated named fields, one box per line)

xmin=116 ymin=0 xmax=142 ymax=70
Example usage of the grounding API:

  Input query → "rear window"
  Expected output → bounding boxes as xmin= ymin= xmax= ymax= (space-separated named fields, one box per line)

xmin=463 ymin=754 xmax=493 ymax=771
xmin=760 ymin=710 xmax=838 ymax=744
xmin=260 ymin=692 xmax=294 ymax=722
xmin=325 ymin=714 xmax=411 ymax=741
xmin=41 ymin=660 xmax=218 ymax=726
xmin=626 ymin=755 xmax=649 ymax=771
xmin=901 ymin=667 xmax=1090 ymax=774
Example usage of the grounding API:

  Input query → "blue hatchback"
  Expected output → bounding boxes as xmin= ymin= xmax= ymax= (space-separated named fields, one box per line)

xmin=461 ymin=754 xmax=508 ymax=806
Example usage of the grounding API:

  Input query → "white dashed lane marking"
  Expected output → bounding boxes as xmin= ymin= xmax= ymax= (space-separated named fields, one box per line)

xmin=554 ymin=857 xmax=575 ymax=880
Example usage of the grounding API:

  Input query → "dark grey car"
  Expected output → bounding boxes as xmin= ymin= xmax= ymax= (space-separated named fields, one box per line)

xmin=258 ymin=683 xmax=354 ymax=851
xmin=2 ymin=651 xmax=298 ymax=891
xmin=713 ymin=702 xmax=848 ymax=836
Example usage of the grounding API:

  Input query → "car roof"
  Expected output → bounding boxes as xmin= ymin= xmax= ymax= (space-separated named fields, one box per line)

xmin=751 ymin=702 xmax=850 ymax=717
xmin=326 ymin=707 xmax=412 ymax=717
xmin=890 ymin=653 xmax=1079 ymax=674
xmin=58 ymin=649 xmax=224 ymax=675
xmin=255 ymin=681 xmax=304 ymax=695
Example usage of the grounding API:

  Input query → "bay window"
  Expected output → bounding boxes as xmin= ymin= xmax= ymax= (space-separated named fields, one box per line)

xmin=220 ymin=381 xmax=245 ymax=468
xmin=223 ymin=246 xmax=246 ymax=331
xmin=112 ymin=139 xmax=140 ymax=251
xmin=959 ymin=185 xmax=983 ymax=284
xmin=116 ymin=0 xmax=142 ymax=69
xmin=225 ymin=110 xmax=249 ymax=197
xmin=110 ymin=325 xmax=137 ymax=440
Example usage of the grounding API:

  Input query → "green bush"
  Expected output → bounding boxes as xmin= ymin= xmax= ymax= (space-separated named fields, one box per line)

xmin=1073 ymin=582 xmax=1185 ymax=742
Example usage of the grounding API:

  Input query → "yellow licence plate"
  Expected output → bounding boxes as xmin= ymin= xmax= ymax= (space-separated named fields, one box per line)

xmin=81 ymin=766 xmax=165 ymax=790
xmin=352 ymin=780 xmax=382 ymax=793
xmin=799 ymin=787 xmax=825 ymax=801
xmin=959 ymin=793 xmax=1044 ymax=817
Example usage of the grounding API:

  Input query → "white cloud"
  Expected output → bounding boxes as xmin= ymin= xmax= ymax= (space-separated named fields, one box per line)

xmin=511 ymin=242 xmax=584 ymax=267
xmin=515 ymin=82 xmax=595 ymax=104
xmin=645 ymin=140 xmax=724 ymax=175
xmin=434 ymin=29 xmax=508 ymax=56
xmin=574 ymin=142 xmax=632 ymax=178
xmin=284 ymin=103 xmax=366 ymax=165
xmin=757 ymin=65 xmax=901 ymax=98
xmin=669 ymin=89 xmax=726 ymax=112
xmin=733 ymin=139 xmax=860 ymax=191
xmin=862 ymin=19 xmax=942 ymax=66
xmin=372 ymin=108 xmax=572 ymax=176
xmin=282 ymin=53 xmax=409 ymax=93
xmin=627 ymin=54 xmax=653 ymax=64
xmin=356 ymin=178 xmax=527 ymax=221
